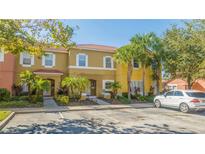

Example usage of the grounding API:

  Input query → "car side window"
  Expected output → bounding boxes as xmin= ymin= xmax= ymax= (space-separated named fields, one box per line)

xmin=165 ymin=91 xmax=175 ymax=96
xmin=174 ymin=91 xmax=184 ymax=96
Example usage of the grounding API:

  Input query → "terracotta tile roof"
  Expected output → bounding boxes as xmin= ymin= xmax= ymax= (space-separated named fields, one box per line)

xmin=33 ymin=69 xmax=64 ymax=75
xmin=44 ymin=44 xmax=117 ymax=53
xmin=76 ymin=44 xmax=117 ymax=52
xmin=195 ymin=79 xmax=205 ymax=88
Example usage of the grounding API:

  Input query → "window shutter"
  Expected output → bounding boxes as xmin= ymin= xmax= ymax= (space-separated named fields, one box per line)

xmin=53 ymin=54 xmax=56 ymax=67
xmin=20 ymin=53 xmax=23 ymax=65
xmin=31 ymin=55 xmax=34 ymax=65
xmin=42 ymin=55 xmax=45 ymax=66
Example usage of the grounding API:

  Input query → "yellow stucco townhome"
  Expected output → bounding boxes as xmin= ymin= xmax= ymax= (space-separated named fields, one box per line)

xmin=0 ymin=44 xmax=161 ymax=97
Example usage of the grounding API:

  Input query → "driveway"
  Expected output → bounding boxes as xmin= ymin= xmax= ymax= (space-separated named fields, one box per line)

xmin=1 ymin=108 xmax=205 ymax=134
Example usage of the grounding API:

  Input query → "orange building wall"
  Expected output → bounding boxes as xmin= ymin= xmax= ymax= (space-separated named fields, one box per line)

xmin=0 ymin=53 xmax=16 ymax=93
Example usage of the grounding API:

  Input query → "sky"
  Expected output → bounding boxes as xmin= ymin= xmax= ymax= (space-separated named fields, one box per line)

xmin=64 ymin=19 xmax=182 ymax=47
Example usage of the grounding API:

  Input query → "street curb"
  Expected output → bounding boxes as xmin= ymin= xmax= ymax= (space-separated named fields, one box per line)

xmin=67 ymin=106 xmax=134 ymax=112
xmin=0 ymin=112 xmax=15 ymax=130
xmin=15 ymin=109 xmax=69 ymax=114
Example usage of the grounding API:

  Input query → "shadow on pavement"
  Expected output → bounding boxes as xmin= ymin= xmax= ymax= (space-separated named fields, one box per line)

xmin=0 ymin=118 xmax=195 ymax=134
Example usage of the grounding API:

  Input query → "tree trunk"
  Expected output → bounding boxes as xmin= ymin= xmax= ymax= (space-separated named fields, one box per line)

xmin=127 ymin=62 xmax=133 ymax=101
xmin=142 ymin=64 xmax=145 ymax=96
xmin=156 ymin=68 xmax=160 ymax=94
xmin=28 ymin=84 xmax=31 ymax=101
xmin=187 ymin=75 xmax=192 ymax=90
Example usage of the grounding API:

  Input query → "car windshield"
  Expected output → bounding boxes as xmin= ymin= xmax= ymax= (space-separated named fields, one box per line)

xmin=186 ymin=92 xmax=205 ymax=98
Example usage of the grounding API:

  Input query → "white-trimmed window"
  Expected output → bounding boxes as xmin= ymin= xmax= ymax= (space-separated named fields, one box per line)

xmin=133 ymin=59 xmax=139 ymax=68
xmin=0 ymin=49 xmax=4 ymax=62
xmin=76 ymin=53 xmax=88 ymax=67
xmin=103 ymin=56 xmax=113 ymax=68
xmin=130 ymin=80 xmax=143 ymax=95
xmin=42 ymin=53 xmax=56 ymax=68
xmin=103 ymin=80 xmax=114 ymax=91
xmin=20 ymin=52 xmax=34 ymax=67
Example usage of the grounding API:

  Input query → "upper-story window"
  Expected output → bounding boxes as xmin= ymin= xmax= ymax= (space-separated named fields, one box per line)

xmin=103 ymin=56 xmax=113 ymax=68
xmin=0 ymin=49 xmax=4 ymax=62
xmin=76 ymin=53 xmax=88 ymax=67
xmin=42 ymin=53 xmax=56 ymax=68
xmin=133 ymin=59 xmax=139 ymax=68
xmin=20 ymin=52 xmax=34 ymax=67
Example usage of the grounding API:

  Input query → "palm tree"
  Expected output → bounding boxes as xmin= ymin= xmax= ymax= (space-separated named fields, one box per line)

xmin=148 ymin=33 xmax=164 ymax=94
xmin=114 ymin=44 xmax=138 ymax=100
xmin=32 ymin=76 xmax=50 ymax=99
xmin=61 ymin=76 xmax=89 ymax=100
xmin=61 ymin=76 xmax=76 ymax=96
xmin=131 ymin=33 xmax=153 ymax=96
xmin=19 ymin=70 xmax=36 ymax=100
xmin=110 ymin=81 xmax=121 ymax=99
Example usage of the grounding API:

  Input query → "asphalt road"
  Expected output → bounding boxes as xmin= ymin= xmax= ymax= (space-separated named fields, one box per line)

xmin=1 ymin=108 xmax=205 ymax=134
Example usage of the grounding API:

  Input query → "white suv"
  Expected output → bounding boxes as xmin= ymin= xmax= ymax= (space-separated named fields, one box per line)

xmin=154 ymin=90 xmax=205 ymax=113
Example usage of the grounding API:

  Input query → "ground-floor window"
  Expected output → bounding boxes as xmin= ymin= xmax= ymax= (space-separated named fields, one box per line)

xmin=130 ymin=80 xmax=143 ymax=95
xmin=103 ymin=80 xmax=114 ymax=92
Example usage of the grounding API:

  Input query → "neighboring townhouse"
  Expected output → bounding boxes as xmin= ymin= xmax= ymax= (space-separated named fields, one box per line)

xmin=0 ymin=44 xmax=160 ymax=97
xmin=163 ymin=79 xmax=205 ymax=92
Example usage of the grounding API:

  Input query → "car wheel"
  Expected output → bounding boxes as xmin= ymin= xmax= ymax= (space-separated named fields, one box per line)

xmin=179 ymin=103 xmax=189 ymax=113
xmin=154 ymin=100 xmax=161 ymax=108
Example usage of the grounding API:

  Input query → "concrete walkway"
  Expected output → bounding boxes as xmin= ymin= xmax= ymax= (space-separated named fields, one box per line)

xmin=89 ymin=98 xmax=110 ymax=105
xmin=43 ymin=97 xmax=59 ymax=108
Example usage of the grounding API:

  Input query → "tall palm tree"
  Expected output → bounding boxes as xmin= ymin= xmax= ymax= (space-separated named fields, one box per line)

xmin=131 ymin=33 xmax=153 ymax=96
xmin=148 ymin=33 xmax=164 ymax=94
xmin=114 ymin=44 xmax=138 ymax=100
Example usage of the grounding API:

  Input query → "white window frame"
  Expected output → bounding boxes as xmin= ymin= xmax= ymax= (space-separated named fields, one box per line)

xmin=102 ymin=80 xmax=114 ymax=91
xmin=132 ymin=59 xmax=140 ymax=69
xmin=0 ymin=49 xmax=4 ymax=62
xmin=20 ymin=52 xmax=34 ymax=67
xmin=103 ymin=56 xmax=113 ymax=68
xmin=131 ymin=80 xmax=143 ymax=95
xmin=76 ymin=53 xmax=88 ymax=67
xmin=42 ymin=52 xmax=56 ymax=68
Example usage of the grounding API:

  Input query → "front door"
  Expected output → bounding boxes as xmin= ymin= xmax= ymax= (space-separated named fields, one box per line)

xmin=90 ymin=79 xmax=96 ymax=96
xmin=43 ymin=79 xmax=55 ymax=96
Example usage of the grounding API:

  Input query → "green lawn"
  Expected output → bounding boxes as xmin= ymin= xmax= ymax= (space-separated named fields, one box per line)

xmin=0 ymin=111 xmax=12 ymax=121
xmin=0 ymin=101 xmax=43 ymax=108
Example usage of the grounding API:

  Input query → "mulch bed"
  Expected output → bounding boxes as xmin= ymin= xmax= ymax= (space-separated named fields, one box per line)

xmin=68 ymin=99 xmax=98 ymax=106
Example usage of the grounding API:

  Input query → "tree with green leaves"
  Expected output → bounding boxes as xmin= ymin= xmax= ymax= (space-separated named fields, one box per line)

xmin=130 ymin=33 xmax=154 ymax=96
xmin=19 ymin=70 xmax=36 ymax=100
xmin=32 ymin=76 xmax=50 ymax=99
xmin=114 ymin=44 xmax=137 ymax=100
xmin=0 ymin=19 xmax=75 ymax=55
xmin=61 ymin=76 xmax=89 ymax=101
xmin=19 ymin=70 xmax=50 ymax=101
xmin=110 ymin=81 xmax=121 ymax=99
xmin=163 ymin=20 xmax=205 ymax=89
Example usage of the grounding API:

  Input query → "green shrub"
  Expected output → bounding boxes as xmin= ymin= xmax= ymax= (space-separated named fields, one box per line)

xmin=56 ymin=95 xmax=69 ymax=106
xmin=0 ymin=88 xmax=10 ymax=101
xmin=122 ymin=92 xmax=128 ymax=98
xmin=117 ymin=96 xmax=131 ymax=104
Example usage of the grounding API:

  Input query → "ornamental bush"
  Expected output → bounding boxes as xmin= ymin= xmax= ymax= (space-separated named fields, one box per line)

xmin=56 ymin=95 xmax=69 ymax=106
xmin=0 ymin=88 xmax=10 ymax=101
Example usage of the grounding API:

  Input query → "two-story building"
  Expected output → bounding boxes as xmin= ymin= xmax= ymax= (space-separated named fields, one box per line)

xmin=0 ymin=44 xmax=160 ymax=97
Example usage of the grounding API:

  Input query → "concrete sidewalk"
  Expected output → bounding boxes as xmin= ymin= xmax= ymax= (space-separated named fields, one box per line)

xmin=0 ymin=103 xmax=153 ymax=113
